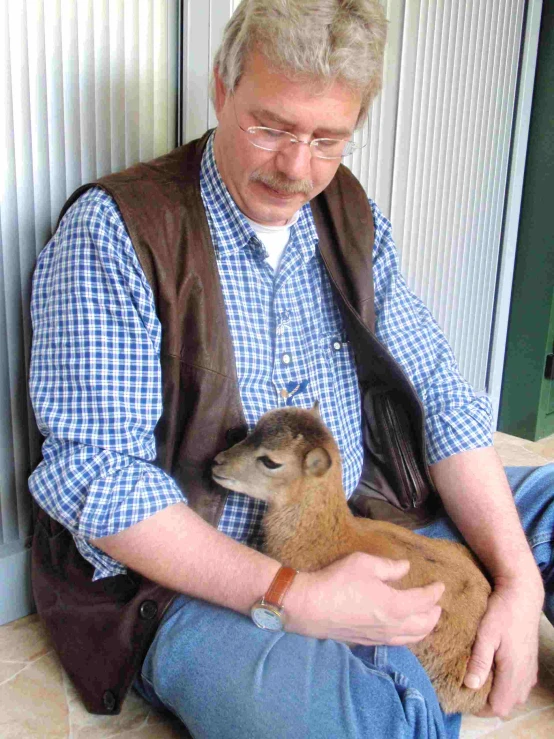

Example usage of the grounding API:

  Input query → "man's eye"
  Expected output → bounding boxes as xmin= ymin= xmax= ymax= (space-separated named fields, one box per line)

xmin=314 ymin=138 xmax=343 ymax=151
xmin=255 ymin=127 xmax=285 ymax=139
xmin=257 ymin=455 xmax=282 ymax=469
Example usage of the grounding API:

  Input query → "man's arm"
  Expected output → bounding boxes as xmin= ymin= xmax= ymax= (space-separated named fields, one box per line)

xmin=92 ymin=501 xmax=445 ymax=646
xmin=371 ymin=200 xmax=545 ymax=717
xmin=29 ymin=188 xmax=185 ymax=578
xmin=430 ymin=446 xmax=544 ymax=717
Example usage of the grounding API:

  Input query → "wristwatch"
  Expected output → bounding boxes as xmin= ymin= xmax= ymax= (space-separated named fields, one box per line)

xmin=251 ymin=566 xmax=298 ymax=631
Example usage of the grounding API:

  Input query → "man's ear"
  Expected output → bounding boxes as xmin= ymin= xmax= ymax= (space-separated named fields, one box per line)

xmin=304 ymin=447 xmax=331 ymax=477
xmin=213 ymin=65 xmax=229 ymax=118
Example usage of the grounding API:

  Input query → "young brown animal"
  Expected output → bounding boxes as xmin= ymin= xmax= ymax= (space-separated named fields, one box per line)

xmin=212 ymin=405 xmax=493 ymax=715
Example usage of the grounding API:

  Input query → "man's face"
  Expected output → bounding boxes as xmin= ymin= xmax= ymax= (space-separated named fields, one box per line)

xmin=213 ymin=51 xmax=362 ymax=226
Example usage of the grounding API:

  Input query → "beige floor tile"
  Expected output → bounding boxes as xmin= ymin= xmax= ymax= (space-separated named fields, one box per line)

xmin=506 ymin=682 xmax=554 ymax=720
xmin=493 ymin=433 xmax=551 ymax=467
xmin=484 ymin=706 xmax=554 ymax=737
xmin=526 ymin=435 xmax=554 ymax=462
xmin=0 ymin=613 xmax=54 ymax=690
xmin=65 ymin=677 xmax=152 ymax=738
xmin=0 ymin=651 xmax=70 ymax=738
xmin=0 ymin=662 xmax=29 ymax=683
xmin=0 ymin=613 xmax=51 ymax=664
xmin=459 ymin=681 xmax=554 ymax=739
xmin=116 ymin=708 xmax=189 ymax=738
xmin=460 ymin=713 xmax=503 ymax=738
xmin=66 ymin=692 xmax=187 ymax=739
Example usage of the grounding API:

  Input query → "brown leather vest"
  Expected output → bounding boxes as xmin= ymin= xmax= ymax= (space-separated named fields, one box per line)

xmin=32 ymin=132 xmax=440 ymax=716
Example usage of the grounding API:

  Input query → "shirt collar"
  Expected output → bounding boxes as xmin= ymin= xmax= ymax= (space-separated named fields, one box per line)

xmin=200 ymin=132 xmax=319 ymax=263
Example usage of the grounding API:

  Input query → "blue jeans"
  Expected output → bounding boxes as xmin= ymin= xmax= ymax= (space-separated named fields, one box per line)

xmin=134 ymin=465 xmax=554 ymax=738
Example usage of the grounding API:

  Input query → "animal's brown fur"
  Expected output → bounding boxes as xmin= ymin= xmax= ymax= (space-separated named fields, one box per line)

xmin=213 ymin=406 xmax=493 ymax=715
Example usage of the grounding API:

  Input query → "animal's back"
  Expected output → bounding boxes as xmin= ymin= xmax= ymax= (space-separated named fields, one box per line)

xmin=353 ymin=519 xmax=493 ymax=714
xmin=265 ymin=513 xmax=492 ymax=714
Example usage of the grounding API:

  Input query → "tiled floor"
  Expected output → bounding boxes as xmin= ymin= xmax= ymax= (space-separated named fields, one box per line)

xmin=1 ymin=433 xmax=553 ymax=738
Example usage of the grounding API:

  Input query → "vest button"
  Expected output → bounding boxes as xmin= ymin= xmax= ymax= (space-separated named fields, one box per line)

xmin=139 ymin=600 xmax=158 ymax=620
xmin=102 ymin=690 xmax=117 ymax=712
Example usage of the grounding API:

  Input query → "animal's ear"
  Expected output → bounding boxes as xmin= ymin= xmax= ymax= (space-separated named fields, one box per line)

xmin=304 ymin=447 xmax=331 ymax=477
xmin=310 ymin=400 xmax=321 ymax=419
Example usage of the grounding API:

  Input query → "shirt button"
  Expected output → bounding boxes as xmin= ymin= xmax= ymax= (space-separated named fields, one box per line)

xmin=281 ymin=353 xmax=291 ymax=365
xmin=332 ymin=341 xmax=342 ymax=351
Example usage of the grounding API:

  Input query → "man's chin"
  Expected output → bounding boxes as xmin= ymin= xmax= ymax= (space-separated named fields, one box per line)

xmin=243 ymin=188 xmax=307 ymax=225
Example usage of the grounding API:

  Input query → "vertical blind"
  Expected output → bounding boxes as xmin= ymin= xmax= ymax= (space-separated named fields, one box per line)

xmin=348 ymin=0 xmax=526 ymax=391
xmin=0 ymin=0 xmax=179 ymax=623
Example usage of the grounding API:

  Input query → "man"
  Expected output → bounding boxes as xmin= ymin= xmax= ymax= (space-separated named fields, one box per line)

xmin=29 ymin=1 xmax=551 ymax=738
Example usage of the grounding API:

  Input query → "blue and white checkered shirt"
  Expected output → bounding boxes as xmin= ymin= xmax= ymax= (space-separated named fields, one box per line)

xmin=29 ymin=133 xmax=493 ymax=579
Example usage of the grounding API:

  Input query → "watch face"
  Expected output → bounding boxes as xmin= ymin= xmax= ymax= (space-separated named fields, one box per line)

xmin=251 ymin=604 xmax=283 ymax=631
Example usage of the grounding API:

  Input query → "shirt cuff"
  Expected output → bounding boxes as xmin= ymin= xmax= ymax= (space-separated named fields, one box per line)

xmin=75 ymin=463 xmax=186 ymax=579
xmin=78 ymin=463 xmax=186 ymax=541
xmin=425 ymin=395 xmax=494 ymax=465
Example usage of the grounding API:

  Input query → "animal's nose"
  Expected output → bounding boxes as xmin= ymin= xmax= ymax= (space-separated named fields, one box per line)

xmin=213 ymin=452 xmax=225 ymax=466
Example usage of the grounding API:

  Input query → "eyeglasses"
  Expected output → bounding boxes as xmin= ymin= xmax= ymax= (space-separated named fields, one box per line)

xmin=233 ymin=97 xmax=365 ymax=160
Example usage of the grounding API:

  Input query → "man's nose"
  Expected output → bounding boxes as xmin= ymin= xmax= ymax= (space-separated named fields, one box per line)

xmin=275 ymin=141 xmax=313 ymax=181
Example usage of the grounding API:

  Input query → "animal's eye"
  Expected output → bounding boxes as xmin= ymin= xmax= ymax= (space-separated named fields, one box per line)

xmin=257 ymin=455 xmax=282 ymax=470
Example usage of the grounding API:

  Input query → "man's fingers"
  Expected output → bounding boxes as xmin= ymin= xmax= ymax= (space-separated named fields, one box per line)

xmin=464 ymin=632 xmax=496 ymax=690
xmin=390 ymin=580 xmax=445 ymax=617
xmin=485 ymin=646 xmax=537 ymax=717
xmin=412 ymin=581 xmax=445 ymax=612
xmin=386 ymin=605 xmax=443 ymax=645
xmin=370 ymin=557 xmax=411 ymax=582
xmin=380 ymin=583 xmax=444 ymax=645
xmin=367 ymin=555 xmax=445 ymax=611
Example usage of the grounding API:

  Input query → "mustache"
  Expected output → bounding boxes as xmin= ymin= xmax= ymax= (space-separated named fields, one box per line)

xmin=250 ymin=170 xmax=313 ymax=196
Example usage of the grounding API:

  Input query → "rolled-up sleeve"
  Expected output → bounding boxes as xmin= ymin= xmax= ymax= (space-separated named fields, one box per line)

xmin=370 ymin=201 xmax=493 ymax=465
xmin=29 ymin=188 xmax=184 ymax=579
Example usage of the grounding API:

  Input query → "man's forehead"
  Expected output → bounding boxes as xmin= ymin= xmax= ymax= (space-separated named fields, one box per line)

xmin=235 ymin=52 xmax=362 ymax=135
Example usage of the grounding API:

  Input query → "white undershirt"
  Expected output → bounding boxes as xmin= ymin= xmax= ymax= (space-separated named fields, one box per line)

xmin=244 ymin=210 xmax=301 ymax=272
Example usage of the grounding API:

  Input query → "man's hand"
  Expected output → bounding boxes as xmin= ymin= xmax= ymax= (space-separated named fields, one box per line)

xmin=287 ymin=551 xmax=444 ymax=646
xmin=429 ymin=447 xmax=546 ymax=718
xmin=464 ymin=577 xmax=544 ymax=718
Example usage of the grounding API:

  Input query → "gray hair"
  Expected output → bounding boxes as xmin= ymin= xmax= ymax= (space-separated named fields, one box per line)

xmin=212 ymin=0 xmax=388 ymax=126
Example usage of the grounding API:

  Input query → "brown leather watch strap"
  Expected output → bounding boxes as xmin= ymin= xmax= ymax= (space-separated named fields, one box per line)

xmin=264 ymin=566 xmax=298 ymax=608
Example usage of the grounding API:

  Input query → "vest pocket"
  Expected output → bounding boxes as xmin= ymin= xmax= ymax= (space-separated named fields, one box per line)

xmin=374 ymin=392 xmax=429 ymax=508
xmin=361 ymin=388 xmax=431 ymax=510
